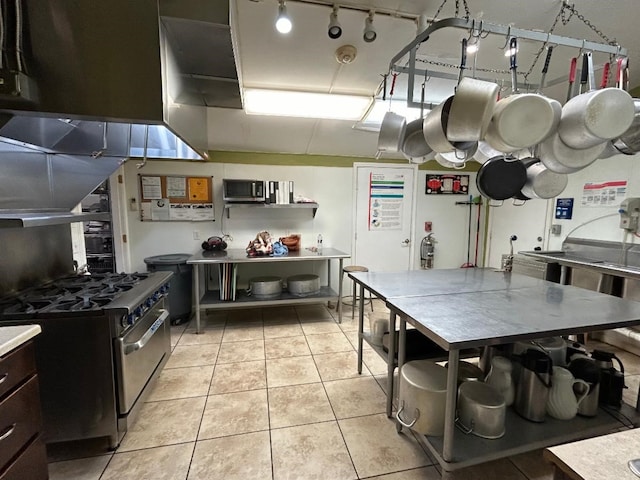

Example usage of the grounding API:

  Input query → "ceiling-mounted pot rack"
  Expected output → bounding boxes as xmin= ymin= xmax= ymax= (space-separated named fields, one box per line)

xmin=388 ymin=17 xmax=628 ymax=110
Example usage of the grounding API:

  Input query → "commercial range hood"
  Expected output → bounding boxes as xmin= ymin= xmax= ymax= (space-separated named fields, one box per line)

xmin=0 ymin=0 xmax=242 ymax=227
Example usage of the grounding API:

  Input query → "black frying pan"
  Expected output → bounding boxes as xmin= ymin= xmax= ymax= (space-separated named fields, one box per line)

xmin=476 ymin=156 xmax=527 ymax=201
xmin=513 ymin=157 xmax=540 ymax=201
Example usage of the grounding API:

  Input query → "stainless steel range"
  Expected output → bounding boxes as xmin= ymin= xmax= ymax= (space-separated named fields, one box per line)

xmin=0 ymin=271 xmax=172 ymax=448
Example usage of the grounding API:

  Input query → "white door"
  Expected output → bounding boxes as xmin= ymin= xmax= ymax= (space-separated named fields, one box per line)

xmin=353 ymin=163 xmax=417 ymax=272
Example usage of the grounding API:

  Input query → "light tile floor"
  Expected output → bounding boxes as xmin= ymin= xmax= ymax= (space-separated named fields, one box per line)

xmin=46 ymin=300 xmax=640 ymax=480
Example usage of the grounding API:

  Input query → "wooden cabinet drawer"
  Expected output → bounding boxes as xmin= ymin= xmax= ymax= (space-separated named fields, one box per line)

xmin=0 ymin=435 xmax=48 ymax=480
xmin=0 ymin=342 xmax=36 ymax=399
xmin=0 ymin=375 xmax=42 ymax=470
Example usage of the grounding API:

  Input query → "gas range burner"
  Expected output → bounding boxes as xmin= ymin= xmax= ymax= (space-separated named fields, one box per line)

xmin=0 ymin=298 xmax=54 ymax=316
xmin=45 ymin=295 xmax=113 ymax=312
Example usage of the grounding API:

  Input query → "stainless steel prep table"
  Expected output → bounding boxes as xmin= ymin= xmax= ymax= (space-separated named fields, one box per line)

xmin=372 ymin=271 xmax=640 ymax=473
xmin=348 ymin=268 xmax=543 ymax=416
xmin=188 ymin=248 xmax=350 ymax=333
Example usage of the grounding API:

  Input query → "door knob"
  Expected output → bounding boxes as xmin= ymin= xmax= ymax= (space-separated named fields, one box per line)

xmin=402 ymin=239 xmax=410 ymax=245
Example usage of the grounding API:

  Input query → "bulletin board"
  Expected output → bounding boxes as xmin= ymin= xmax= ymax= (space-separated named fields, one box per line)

xmin=138 ymin=175 xmax=215 ymax=222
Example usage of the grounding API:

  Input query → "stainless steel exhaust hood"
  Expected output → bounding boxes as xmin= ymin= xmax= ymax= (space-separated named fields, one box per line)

xmin=0 ymin=0 xmax=242 ymax=159
xmin=0 ymin=0 xmax=242 ymax=227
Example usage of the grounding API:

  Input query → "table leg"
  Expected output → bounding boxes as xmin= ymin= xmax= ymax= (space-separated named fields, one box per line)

xmin=337 ymin=259 xmax=343 ymax=323
xmin=443 ymin=349 xmax=460 ymax=463
xmin=357 ymin=283 xmax=364 ymax=375
xmin=194 ymin=264 xmax=201 ymax=334
xmin=386 ymin=310 xmax=397 ymax=418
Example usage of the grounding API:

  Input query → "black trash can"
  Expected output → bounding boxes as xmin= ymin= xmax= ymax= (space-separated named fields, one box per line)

xmin=144 ymin=253 xmax=193 ymax=325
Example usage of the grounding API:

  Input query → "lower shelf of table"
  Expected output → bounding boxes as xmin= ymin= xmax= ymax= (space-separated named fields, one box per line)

xmin=361 ymin=332 xmax=480 ymax=365
xmin=198 ymin=286 xmax=339 ymax=309
xmin=418 ymin=403 xmax=640 ymax=472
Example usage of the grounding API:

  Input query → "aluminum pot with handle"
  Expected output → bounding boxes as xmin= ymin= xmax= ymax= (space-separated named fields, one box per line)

xmin=423 ymin=96 xmax=477 ymax=154
xmin=402 ymin=117 xmax=433 ymax=163
xmin=538 ymin=132 xmax=606 ymax=174
xmin=558 ymin=52 xmax=635 ymax=149
xmin=485 ymin=38 xmax=559 ymax=152
xmin=377 ymin=74 xmax=406 ymax=154
xmin=520 ymin=160 xmax=568 ymax=200
xmin=447 ymin=37 xmax=499 ymax=143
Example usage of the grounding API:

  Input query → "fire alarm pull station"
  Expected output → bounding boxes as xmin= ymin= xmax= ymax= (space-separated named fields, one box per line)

xmin=619 ymin=198 xmax=640 ymax=231
xmin=425 ymin=221 xmax=432 ymax=232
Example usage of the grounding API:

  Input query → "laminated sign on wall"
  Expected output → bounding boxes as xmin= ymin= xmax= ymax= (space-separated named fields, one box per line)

xmin=369 ymin=172 xmax=404 ymax=230
xmin=581 ymin=180 xmax=627 ymax=207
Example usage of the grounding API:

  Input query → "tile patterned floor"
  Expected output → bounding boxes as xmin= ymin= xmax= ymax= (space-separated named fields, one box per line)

xmin=46 ymin=302 xmax=640 ymax=480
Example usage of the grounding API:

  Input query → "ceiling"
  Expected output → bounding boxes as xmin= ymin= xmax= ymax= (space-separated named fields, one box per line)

xmin=206 ymin=0 xmax=640 ymax=158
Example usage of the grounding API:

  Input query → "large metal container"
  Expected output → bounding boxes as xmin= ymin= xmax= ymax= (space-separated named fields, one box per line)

xmin=287 ymin=274 xmax=320 ymax=296
xmin=396 ymin=360 xmax=447 ymax=436
xmin=457 ymin=381 xmax=506 ymax=439
xmin=248 ymin=276 xmax=282 ymax=299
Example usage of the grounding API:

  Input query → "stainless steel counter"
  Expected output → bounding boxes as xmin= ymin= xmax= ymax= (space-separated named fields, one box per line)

xmin=519 ymin=250 xmax=640 ymax=280
xmin=188 ymin=248 xmax=350 ymax=332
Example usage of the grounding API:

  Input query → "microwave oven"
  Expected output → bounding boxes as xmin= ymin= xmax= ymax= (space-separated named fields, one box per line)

xmin=223 ymin=179 xmax=266 ymax=203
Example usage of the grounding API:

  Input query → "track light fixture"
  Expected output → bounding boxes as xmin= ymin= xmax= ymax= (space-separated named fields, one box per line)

xmin=363 ymin=11 xmax=377 ymax=43
xmin=328 ymin=5 xmax=342 ymax=39
xmin=275 ymin=0 xmax=292 ymax=34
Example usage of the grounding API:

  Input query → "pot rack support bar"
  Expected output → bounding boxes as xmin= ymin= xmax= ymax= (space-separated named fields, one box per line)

xmin=390 ymin=17 xmax=628 ymax=109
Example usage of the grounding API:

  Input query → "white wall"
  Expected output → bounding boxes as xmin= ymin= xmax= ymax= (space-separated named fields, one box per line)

xmin=114 ymin=160 xmax=492 ymax=294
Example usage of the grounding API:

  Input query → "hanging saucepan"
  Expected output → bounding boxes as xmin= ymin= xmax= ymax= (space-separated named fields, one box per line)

xmin=435 ymin=153 xmax=466 ymax=169
xmin=520 ymin=160 xmax=569 ymax=200
xmin=538 ymin=132 xmax=607 ymax=174
xmin=436 ymin=142 xmax=478 ymax=169
xmin=473 ymin=141 xmax=505 ymax=164
xmin=558 ymin=52 xmax=635 ymax=149
xmin=485 ymin=38 xmax=559 ymax=153
xmin=513 ymin=157 xmax=540 ymax=202
xmin=476 ymin=155 xmax=527 ymax=202
xmin=402 ymin=73 xmax=433 ymax=164
xmin=447 ymin=39 xmax=499 ymax=142
xmin=423 ymin=96 xmax=477 ymax=153
xmin=377 ymin=74 xmax=406 ymax=154
xmin=610 ymin=59 xmax=640 ymax=155
xmin=402 ymin=117 xmax=433 ymax=164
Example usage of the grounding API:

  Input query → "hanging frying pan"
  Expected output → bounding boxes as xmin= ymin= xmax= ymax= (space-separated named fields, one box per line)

xmin=476 ymin=156 xmax=527 ymax=201
xmin=484 ymin=38 xmax=559 ymax=152
xmin=519 ymin=160 xmax=569 ymax=200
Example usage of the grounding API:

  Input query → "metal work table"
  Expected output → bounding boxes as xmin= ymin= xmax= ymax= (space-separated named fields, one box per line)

xmin=353 ymin=269 xmax=640 ymax=473
xmin=349 ymin=268 xmax=543 ymax=416
xmin=188 ymin=248 xmax=350 ymax=333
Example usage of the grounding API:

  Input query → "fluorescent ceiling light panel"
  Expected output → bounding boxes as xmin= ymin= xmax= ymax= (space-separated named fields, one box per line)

xmin=244 ymin=89 xmax=372 ymax=120
xmin=360 ymin=99 xmax=425 ymax=130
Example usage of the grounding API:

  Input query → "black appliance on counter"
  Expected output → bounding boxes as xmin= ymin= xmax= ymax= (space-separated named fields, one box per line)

xmin=0 ymin=271 xmax=172 ymax=449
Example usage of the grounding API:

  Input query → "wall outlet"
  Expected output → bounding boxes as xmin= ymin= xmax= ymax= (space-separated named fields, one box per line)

xmin=193 ymin=231 xmax=200 ymax=240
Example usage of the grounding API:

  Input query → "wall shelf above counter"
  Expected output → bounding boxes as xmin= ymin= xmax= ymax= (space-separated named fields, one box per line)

xmin=223 ymin=202 xmax=318 ymax=218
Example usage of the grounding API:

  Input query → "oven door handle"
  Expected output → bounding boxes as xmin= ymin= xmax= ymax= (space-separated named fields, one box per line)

xmin=123 ymin=309 xmax=169 ymax=355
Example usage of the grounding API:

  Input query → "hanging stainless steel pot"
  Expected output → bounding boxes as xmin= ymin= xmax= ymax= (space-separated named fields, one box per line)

xmin=402 ymin=117 xmax=433 ymax=163
xmin=558 ymin=53 xmax=635 ymax=149
xmin=485 ymin=39 xmax=559 ymax=153
xmin=423 ymin=96 xmax=477 ymax=154
xmin=538 ymin=132 xmax=606 ymax=174
xmin=378 ymin=111 xmax=406 ymax=154
xmin=613 ymin=98 xmax=640 ymax=155
xmin=447 ymin=77 xmax=499 ymax=142
xmin=520 ymin=161 xmax=568 ymax=200
xmin=473 ymin=141 xmax=505 ymax=164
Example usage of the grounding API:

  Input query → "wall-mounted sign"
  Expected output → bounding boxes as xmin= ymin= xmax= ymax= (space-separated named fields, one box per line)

xmin=555 ymin=198 xmax=574 ymax=219
xmin=581 ymin=180 xmax=627 ymax=207
xmin=369 ymin=172 xmax=404 ymax=230
xmin=426 ymin=174 xmax=469 ymax=195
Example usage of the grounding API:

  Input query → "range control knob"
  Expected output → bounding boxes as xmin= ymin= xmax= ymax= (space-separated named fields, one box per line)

xmin=145 ymin=298 xmax=153 ymax=308
xmin=126 ymin=314 xmax=135 ymax=326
